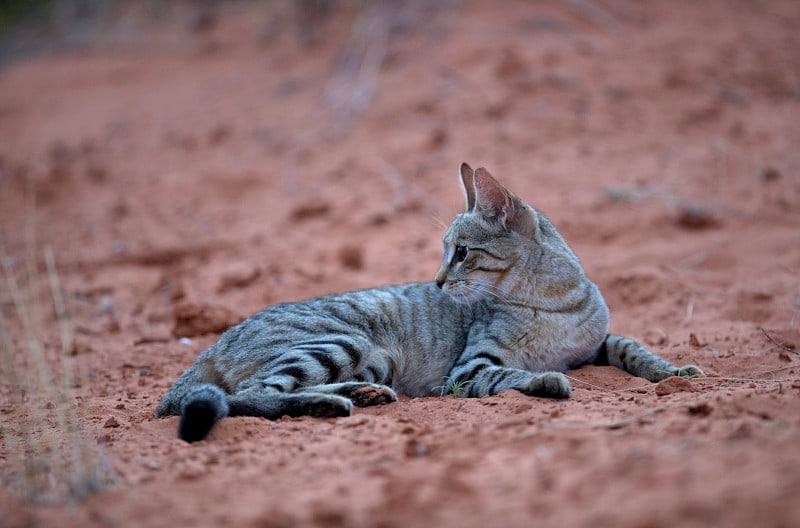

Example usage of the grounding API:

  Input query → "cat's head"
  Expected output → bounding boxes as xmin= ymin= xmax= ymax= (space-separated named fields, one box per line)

xmin=435 ymin=163 xmax=542 ymax=304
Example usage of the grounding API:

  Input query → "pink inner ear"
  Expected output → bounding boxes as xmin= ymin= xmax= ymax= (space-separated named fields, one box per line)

xmin=474 ymin=168 xmax=511 ymax=220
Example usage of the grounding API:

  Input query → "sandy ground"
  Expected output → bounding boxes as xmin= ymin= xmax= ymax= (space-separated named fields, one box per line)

xmin=1 ymin=1 xmax=800 ymax=526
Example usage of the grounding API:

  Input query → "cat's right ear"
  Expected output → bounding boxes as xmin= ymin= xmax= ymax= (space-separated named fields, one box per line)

xmin=460 ymin=162 xmax=476 ymax=211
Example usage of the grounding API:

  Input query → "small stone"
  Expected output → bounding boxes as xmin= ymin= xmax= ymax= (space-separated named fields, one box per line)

xmin=172 ymin=301 xmax=241 ymax=338
xmin=655 ymin=376 xmax=694 ymax=396
xmin=760 ymin=166 xmax=781 ymax=182
xmin=687 ymin=402 xmax=713 ymax=416
xmin=676 ymin=204 xmax=721 ymax=230
xmin=103 ymin=417 xmax=121 ymax=428
xmin=289 ymin=200 xmax=331 ymax=221
xmin=337 ymin=245 xmax=364 ymax=270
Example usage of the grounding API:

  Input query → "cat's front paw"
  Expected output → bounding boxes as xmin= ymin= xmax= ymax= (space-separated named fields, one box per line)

xmin=518 ymin=372 xmax=571 ymax=399
xmin=649 ymin=364 xmax=703 ymax=382
xmin=675 ymin=365 xmax=704 ymax=379
xmin=350 ymin=384 xmax=398 ymax=407
xmin=306 ymin=395 xmax=353 ymax=418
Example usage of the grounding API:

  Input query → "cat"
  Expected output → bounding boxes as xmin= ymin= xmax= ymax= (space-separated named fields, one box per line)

xmin=157 ymin=163 xmax=702 ymax=442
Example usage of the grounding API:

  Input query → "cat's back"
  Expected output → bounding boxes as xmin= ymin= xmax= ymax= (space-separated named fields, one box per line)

xmin=245 ymin=281 xmax=468 ymax=339
xmin=206 ymin=281 xmax=472 ymax=394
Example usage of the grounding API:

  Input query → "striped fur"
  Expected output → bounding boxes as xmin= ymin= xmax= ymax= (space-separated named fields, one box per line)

xmin=157 ymin=163 xmax=702 ymax=442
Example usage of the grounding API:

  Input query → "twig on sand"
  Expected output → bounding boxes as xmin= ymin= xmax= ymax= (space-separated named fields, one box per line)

xmin=748 ymin=363 xmax=800 ymax=378
xmin=696 ymin=375 xmax=798 ymax=385
xmin=564 ymin=374 xmax=629 ymax=396
xmin=760 ymin=326 xmax=798 ymax=355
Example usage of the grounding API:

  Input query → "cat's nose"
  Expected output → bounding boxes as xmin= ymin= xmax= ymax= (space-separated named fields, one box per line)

xmin=434 ymin=268 xmax=447 ymax=288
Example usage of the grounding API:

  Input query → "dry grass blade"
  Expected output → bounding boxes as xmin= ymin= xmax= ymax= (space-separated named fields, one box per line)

xmin=0 ymin=237 xmax=110 ymax=503
xmin=791 ymin=288 xmax=800 ymax=328
xmin=564 ymin=374 xmax=630 ymax=396
xmin=759 ymin=326 xmax=798 ymax=355
xmin=322 ymin=1 xmax=392 ymax=132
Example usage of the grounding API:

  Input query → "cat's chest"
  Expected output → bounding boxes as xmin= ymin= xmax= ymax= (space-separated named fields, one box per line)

xmin=476 ymin=310 xmax=575 ymax=371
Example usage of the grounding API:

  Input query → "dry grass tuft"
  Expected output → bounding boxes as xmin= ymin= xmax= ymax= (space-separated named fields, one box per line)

xmin=0 ymin=185 xmax=112 ymax=504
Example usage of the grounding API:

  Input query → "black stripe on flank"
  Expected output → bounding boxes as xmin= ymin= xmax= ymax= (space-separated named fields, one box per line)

xmin=273 ymin=365 xmax=309 ymax=384
xmin=261 ymin=382 xmax=286 ymax=392
xmin=270 ymin=355 xmax=304 ymax=369
xmin=295 ymin=338 xmax=363 ymax=368
xmin=305 ymin=350 xmax=342 ymax=382
xmin=486 ymin=368 xmax=512 ymax=395
xmin=453 ymin=350 xmax=504 ymax=370
xmin=463 ymin=362 xmax=491 ymax=384
xmin=366 ymin=366 xmax=382 ymax=383
xmin=474 ymin=352 xmax=504 ymax=366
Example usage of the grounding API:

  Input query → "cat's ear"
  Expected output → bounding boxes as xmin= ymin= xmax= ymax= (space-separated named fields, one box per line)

xmin=473 ymin=167 xmax=514 ymax=225
xmin=473 ymin=167 xmax=539 ymax=237
xmin=459 ymin=162 xmax=476 ymax=211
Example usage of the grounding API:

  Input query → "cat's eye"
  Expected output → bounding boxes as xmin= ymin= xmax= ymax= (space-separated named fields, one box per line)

xmin=453 ymin=245 xmax=469 ymax=263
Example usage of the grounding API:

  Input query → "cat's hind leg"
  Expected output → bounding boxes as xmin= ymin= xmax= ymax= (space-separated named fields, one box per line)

xmin=596 ymin=334 xmax=703 ymax=382
xmin=447 ymin=353 xmax=571 ymax=399
xmin=295 ymin=382 xmax=398 ymax=407
xmin=228 ymin=385 xmax=353 ymax=420
xmin=170 ymin=383 xmax=353 ymax=443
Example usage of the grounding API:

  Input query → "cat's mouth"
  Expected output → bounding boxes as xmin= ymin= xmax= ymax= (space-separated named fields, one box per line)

xmin=441 ymin=281 xmax=489 ymax=305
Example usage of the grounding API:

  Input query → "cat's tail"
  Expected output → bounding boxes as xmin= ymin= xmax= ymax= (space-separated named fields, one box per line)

xmin=595 ymin=334 xmax=703 ymax=382
xmin=156 ymin=352 xmax=230 ymax=443
xmin=177 ymin=384 xmax=230 ymax=443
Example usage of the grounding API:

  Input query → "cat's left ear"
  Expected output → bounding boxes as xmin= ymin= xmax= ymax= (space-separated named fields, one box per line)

xmin=473 ymin=167 xmax=514 ymax=226
xmin=473 ymin=167 xmax=539 ymax=237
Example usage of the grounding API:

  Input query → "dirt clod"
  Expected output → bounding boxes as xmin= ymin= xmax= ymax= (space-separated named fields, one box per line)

xmin=655 ymin=376 xmax=695 ymax=396
xmin=676 ymin=204 xmax=721 ymax=230
xmin=337 ymin=245 xmax=364 ymax=270
xmin=172 ymin=301 xmax=242 ymax=338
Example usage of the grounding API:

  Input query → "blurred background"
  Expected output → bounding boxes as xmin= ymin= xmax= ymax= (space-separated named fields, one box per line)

xmin=1 ymin=1 xmax=799 ymax=525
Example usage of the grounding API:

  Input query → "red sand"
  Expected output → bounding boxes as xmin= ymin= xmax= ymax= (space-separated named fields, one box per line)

xmin=1 ymin=1 xmax=800 ymax=526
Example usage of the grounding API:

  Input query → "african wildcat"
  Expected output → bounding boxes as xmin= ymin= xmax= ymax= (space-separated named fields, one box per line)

xmin=157 ymin=163 xmax=701 ymax=442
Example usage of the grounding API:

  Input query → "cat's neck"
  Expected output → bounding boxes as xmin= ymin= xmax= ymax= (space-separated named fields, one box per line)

xmin=503 ymin=242 xmax=586 ymax=312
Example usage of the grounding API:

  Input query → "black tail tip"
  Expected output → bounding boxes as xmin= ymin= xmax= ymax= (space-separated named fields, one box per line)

xmin=178 ymin=400 xmax=219 ymax=443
